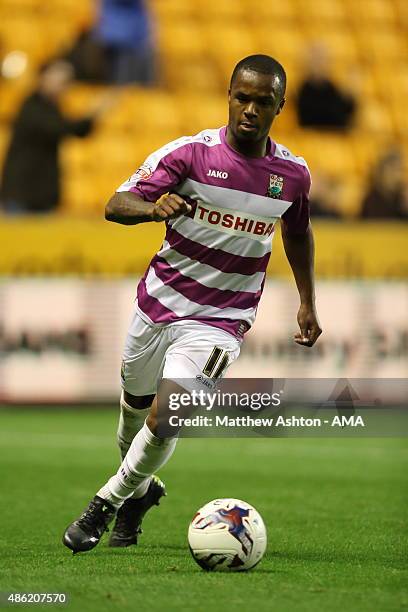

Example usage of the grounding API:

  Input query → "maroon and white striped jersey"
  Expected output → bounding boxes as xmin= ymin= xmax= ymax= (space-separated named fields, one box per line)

xmin=117 ymin=126 xmax=311 ymax=339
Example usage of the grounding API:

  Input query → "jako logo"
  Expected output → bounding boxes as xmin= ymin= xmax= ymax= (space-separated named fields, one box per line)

xmin=207 ymin=169 xmax=228 ymax=179
xmin=196 ymin=375 xmax=215 ymax=389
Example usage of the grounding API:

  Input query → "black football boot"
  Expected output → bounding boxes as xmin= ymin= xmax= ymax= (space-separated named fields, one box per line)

xmin=63 ymin=496 xmax=116 ymax=554
xmin=108 ymin=475 xmax=166 ymax=548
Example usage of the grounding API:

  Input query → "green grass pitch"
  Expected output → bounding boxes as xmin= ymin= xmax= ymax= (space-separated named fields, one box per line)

xmin=0 ymin=408 xmax=407 ymax=612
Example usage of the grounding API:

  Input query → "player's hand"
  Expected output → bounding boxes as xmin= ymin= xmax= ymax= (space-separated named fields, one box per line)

xmin=151 ymin=194 xmax=192 ymax=222
xmin=90 ymin=90 xmax=119 ymax=118
xmin=294 ymin=303 xmax=322 ymax=347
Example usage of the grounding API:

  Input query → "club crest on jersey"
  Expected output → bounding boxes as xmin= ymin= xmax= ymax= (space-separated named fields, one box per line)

xmin=135 ymin=163 xmax=153 ymax=181
xmin=267 ymin=174 xmax=284 ymax=199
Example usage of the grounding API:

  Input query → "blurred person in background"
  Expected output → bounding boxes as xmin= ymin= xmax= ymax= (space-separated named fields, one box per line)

xmin=92 ymin=0 xmax=156 ymax=85
xmin=360 ymin=148 xmax=408 ymax=219
xmin=0 ymin=59 xmax=110 ymax=215
xmin=295 ymin=43 xmax=357 ymax=131
xmin=64 ymin=28 xmax=107 ymax=83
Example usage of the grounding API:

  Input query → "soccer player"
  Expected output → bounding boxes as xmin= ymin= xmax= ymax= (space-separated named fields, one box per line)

xmin=63 ymin=54 xmax=322 ymax=553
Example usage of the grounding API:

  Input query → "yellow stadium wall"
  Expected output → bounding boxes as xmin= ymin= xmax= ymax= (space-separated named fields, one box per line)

xmin=1 ymin=219 xmax=407 ymax=279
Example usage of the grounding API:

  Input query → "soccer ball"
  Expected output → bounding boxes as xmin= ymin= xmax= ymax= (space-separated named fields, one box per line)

xmin=188 ymin=498 xmax=267 ymax=571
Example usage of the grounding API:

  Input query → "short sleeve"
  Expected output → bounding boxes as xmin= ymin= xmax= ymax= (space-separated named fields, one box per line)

xmin=116 ymin=137 xmax=192 ymax=202
xmin=281 ymin=164 xmax=311 ymax=234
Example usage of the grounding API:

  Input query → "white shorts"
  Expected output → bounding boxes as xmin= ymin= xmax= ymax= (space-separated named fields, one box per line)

xmin=121 ymin=308 xmax=241 ymax=396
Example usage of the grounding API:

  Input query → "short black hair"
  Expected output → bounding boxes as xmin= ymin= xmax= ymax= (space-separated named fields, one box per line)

xmin=230 ymin=54 xmax=286 ymax=100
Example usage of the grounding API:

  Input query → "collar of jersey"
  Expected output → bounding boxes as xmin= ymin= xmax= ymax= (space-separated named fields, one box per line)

xmin=220 ymin=126 xmax=276 ymax=163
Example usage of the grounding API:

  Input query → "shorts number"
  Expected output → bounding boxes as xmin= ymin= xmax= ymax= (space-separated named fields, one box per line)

xmin=202 ymin=347 xmax=229 ymax=379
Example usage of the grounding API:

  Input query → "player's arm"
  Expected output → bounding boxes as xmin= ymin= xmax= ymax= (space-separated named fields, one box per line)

xmin=107 ymin=140 xmax=193 ymax=225
xmin=281 ymin=219 xmax=322 ymax=347
xmin=105 ymin=191 xmax=191 ymax=225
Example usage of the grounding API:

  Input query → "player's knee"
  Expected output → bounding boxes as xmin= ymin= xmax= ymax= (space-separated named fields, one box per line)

xmin=123 ymin=390 xmax=155 ymax=410
xmin=146 ymin=412 xmax=158 ymax=435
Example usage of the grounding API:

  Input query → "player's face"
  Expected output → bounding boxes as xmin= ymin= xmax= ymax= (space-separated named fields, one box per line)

xmin=42 ymin=61 xmax=74 ymax=96
xmin=228 ymin=69 xmax=285 ymax=146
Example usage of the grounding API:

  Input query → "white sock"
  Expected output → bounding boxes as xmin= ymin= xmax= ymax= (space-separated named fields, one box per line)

xmin=117 ymin=392 xmax=151 ymax=500
xmin=117 ymin=391 xmax=150 ymax=461
xmin=97 ymin=422 xmax=177 ymax=508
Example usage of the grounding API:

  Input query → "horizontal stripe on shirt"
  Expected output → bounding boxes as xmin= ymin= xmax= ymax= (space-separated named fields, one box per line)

xmin=139 ymin=266 xmax=258 ymax=323
xmin=165 ymin=225 xmax=271 ymax=275
xmin=150 ymin=255 xmax=261 ymax=311
xmin=158 ymin=240 xmax=264 ymax=293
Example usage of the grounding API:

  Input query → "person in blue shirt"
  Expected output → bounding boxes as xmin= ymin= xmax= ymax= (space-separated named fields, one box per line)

xmin=93 ymin=0 xmax=156 ymax=85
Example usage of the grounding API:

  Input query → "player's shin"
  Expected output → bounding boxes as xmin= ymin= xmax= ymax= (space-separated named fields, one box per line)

xmin=117 ymin=391 xmax=151 ymax=460
xmin=97 ymin=421 xmax=177 ymax=507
